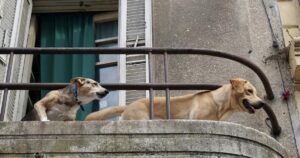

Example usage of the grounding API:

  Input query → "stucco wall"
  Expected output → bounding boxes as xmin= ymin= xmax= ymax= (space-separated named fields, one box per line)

xmin=0 ymin=121 xmax=288 ymax=157
xmin=152 ymin=0 xmax=298 ymax=157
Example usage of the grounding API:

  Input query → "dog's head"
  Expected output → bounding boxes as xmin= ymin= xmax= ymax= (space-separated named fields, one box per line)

xmin=70 ymin=77 xmax=109 ymax=104
xmin=230 ymin=78 xmax=265 ymax=114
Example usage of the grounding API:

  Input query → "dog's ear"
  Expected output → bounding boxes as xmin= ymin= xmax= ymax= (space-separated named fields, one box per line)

xmin=70 ymin=77 xmax=85 ymax=87
xmin=230 ymin=78 xmax=247 ymax=93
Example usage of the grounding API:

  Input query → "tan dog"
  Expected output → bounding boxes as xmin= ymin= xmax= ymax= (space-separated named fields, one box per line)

xmin=85 ymin=78 xmax=264 ymax=121
xmin=22 ymin=77 xmax=108 ymax=121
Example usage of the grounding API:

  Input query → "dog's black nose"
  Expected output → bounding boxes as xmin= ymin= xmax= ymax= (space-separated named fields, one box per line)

xmin=253 ymin=101 xmax=265 ymax=109
xmin=97 ymin=90 xmax=109 ymax=98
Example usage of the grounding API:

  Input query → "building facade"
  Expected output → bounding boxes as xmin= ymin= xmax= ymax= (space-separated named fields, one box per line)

xmin=0 ymin=0 xmax=299 ymax=157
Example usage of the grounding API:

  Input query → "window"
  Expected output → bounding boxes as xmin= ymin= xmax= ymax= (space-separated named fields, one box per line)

xmin=94 ymin=12 xmax=120 ymax=109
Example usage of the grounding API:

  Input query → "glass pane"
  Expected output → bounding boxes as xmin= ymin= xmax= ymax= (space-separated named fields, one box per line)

xmin=98 ymin=44 xmax=119 ymax=109
xmin=95 ymin=21 xmax=118 ymax=39
xmin=95 ymin=20 xmax=119 ymax=111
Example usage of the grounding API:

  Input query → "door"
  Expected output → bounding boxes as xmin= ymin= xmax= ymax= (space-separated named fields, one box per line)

xmin=38 ymin=13 xmax=96 ymax=120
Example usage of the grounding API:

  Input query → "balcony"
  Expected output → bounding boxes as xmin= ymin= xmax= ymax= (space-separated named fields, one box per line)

xmin=0 ymin=48 xmax=286 ymax=157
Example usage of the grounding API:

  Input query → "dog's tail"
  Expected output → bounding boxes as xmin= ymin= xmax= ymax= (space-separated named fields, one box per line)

xmin=85 ymin=106 xmax=126 ymax=121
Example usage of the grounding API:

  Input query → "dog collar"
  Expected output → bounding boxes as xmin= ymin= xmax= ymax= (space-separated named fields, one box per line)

xmin=72 ymin=84 xmax=85 ymax=111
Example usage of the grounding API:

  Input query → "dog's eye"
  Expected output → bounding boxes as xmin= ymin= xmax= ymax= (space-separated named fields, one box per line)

xmin=247 ymin=89 xmax=253 ymax=94
xmin=86 ymin=81 xmax=90 ymax=84
xmin=93 ymin=83 xmax=98 ymax=86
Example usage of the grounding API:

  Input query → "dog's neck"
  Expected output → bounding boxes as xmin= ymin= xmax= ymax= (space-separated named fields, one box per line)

xmin=211 ymin=84 xmax=239 ymax=120
xmin=59 ymin=87 xmax=82 ymax=106
xmin=210 ymin=84 xmax=231 ymax=107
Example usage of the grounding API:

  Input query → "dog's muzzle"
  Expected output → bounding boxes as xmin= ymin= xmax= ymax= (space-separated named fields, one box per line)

xmin=242 ymin=99 xmax=265 ymax=114
xmin=96 ymin=90 xmax=109 ymax=98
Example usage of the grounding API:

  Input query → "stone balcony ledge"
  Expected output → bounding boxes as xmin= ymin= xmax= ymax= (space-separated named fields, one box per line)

xmin=0 ymin=120 xmax=288 ymax=158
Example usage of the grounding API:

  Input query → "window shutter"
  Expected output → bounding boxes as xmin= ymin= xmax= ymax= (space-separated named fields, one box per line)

xmin=125 ymin=0 xmax=148 ymax=104
xmin=0 ymin=30 xmax=9 ymax=64
xmin=4 ymin=0 xmax=32 ymax=121
xmin=0 ymin=0 xmax=13 ymax=65
xmin=0 ymin=0 xmax=17 ymax=120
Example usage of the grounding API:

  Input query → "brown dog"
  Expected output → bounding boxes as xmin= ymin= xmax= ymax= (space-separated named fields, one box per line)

xmin=85 ymin=78 xmax=264 ymax=121
xmin=22 ymin=77 xmax=108 ymax=121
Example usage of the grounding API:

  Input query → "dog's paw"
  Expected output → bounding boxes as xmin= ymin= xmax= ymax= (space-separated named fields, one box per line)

xmin=41 ymin=118 xmax=49 ymax=121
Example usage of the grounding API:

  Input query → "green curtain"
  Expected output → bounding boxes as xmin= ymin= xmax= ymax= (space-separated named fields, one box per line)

xmin=39 ymin=13 xmax=96 ymax=120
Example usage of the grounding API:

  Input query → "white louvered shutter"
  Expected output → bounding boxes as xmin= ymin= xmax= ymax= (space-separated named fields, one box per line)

xmin=125 ymin=0 xmax=151 ymax=104
xmin=4 ymin=0 xmax=32 ymax=121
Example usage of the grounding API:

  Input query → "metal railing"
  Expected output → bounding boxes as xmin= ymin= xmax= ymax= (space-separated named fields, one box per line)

xmin=0 ymin=48 xmax=281 ymax=137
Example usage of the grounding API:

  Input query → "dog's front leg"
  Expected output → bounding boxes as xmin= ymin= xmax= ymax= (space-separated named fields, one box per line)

xmin=34 ymin=93 xmax=59 ymax=121
xmin=34 ymin=102 xmax=49 ymax=121
xmin=67 ymin=105 xmax=80 ymax=121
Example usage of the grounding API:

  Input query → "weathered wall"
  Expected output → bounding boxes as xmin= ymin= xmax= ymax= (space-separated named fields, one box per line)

xmin=0 ymin=121 xmax=288 ymax=157
xmin=152 ymin=0 xmax=298 ymax=157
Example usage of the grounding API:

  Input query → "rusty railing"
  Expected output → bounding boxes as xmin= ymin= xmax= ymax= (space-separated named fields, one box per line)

xmin=0 ymin=48 xmax=281 ymax=137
